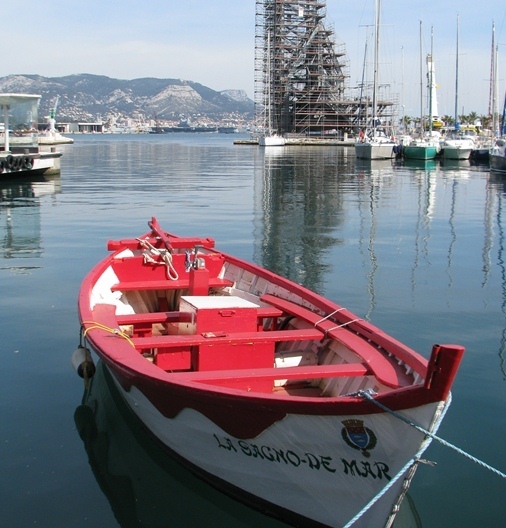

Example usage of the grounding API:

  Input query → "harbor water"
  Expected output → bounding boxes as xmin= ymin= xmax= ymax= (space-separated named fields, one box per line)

xmin=1 ymin=133 xmax=504 ymax=527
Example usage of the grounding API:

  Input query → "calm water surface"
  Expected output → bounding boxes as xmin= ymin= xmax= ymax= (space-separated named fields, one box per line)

xmin=1 ymin=134 xmax=504 ymax=527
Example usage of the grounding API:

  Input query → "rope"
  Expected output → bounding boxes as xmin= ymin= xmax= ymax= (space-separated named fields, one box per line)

xmin=136 ymin=237 xmax=179 ymax=280
xmin=325 ymin=318 xmax=362 ymax=333
xmin=358 ymin=390 xmax=506 ymax=479
xmin=81 ymin=321 xmax=135 ymax=348
xmin=343 ymin=394 xmax=452 ymax=528
xmin=343 ymin=449 xmax=427 ymax=528
xmin=318 ymin=318 xmax=363 ymax=341
xmin=344 ymin=390 xmax=505 ymax=527
xmin=314 ymin=307 xmax=345 ymax=326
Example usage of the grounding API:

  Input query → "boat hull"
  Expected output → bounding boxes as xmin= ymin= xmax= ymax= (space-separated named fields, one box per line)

xmin=259 ymin=135 xmax=286 ymax=147
xmin=403 ymin=145 xmax=438 ymax=160
xmin=490 ymin=152 xmax=506 ymax=172
xmin=441 ymin=139 xmax=474 ymax=160
xmin=355 ymin=141 xmax=395 ymax=160
xmin=0 ymin=151 xmax=62 ymax=177
xmin=442 ymin=147 xmax=472 ymax=160
xmin=104 ymin=359 xmax=444 ymax=528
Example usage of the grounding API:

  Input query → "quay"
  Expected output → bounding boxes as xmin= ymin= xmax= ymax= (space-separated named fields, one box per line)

xmin=234 ymin=137 xmax=355 ymax=146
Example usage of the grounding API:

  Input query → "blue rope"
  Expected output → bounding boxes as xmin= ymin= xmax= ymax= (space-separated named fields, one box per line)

xmin=344 ymin=391 xmax=506 ymax=527
xmin=342 ymin=393 xmax=450 ymax=528
xmin=342 ymin=452 xmax=425 ymax=528
xmin=358 ymin=390 xmax=506 ymax=479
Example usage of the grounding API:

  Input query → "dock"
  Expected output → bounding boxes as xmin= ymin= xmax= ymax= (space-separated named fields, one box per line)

xmin=234 ymin=137 xmax=355 ymax=147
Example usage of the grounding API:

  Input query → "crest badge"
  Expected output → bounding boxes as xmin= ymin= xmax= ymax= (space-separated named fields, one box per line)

xmin=341 ymin=419 xmax=377 ymax=458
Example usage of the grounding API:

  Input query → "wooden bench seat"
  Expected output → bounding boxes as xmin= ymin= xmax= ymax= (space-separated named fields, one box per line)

xmin=116 ymin=311 xmax=193 ymax=325
xmin=169 ymin=362 xmax=371 ymax=383
xmin=261 ymin=294 xmax=402 ymax=388
xmin=131 ymin=327 xmax=324 ymax=351
xmin=111 ymin=277 xmax=234 ymax=292
xmin=116 ymin=304 xmax=282 ymax=327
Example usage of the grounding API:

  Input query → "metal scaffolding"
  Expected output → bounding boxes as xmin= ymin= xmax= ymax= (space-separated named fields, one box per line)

xmin=254 ymin=0 xmax=397 ymax=137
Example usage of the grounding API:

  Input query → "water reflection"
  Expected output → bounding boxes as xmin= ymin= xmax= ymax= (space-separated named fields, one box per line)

xmin=398 ymin=158 xmax=437 ymax=173
xmin=74 ymin=361 xmax=291 ymax=528
xmin=355 ymin=158 xmax=395 ymax=177
xmin=488 ymin=174 xmax=506 ymax=379
xmin=0 ymin=176 xmax=60 ymax=262
xmin=253 ymin=146 xmax=348 ymax=294
xmin=439 ymin=158 xmax=471 ymax=171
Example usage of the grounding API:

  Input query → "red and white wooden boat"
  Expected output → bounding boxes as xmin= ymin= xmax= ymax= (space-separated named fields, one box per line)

xmin=77 ymin=217 xmax=464 ymax=528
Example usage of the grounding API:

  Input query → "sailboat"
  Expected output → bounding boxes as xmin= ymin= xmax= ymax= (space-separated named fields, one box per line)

xmin=259 ymin=33 xmax=285 ymax=147
xmin=474 ymin=23 xmax=498 ymax=162
xmin=355 ymin=0 xmax=396 ymax=160
xmin=441 ymin=15 xmax=474 ymax=160
xmin=403 ymin=24 xmax=441 ymax=161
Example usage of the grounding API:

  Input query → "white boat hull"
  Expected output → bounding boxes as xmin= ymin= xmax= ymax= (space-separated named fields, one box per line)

xmin=259 ymin=135 xmax=286 ymax=147
xmin=0 ymin=151 xmax=62 ymax=176
xmin=441 ymin=146 xmax=472 ymax=160
xmin=355 ymin=141 xmax=395 ymax=160
xmin=112 ymin=372 xmax=444 ymax=528
xmin=441 ymin=138 xmax=474 ymax=160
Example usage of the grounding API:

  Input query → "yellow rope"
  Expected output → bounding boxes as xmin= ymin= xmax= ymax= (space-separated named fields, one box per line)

xmin=81 ymin=320 xmax=136 ymax=348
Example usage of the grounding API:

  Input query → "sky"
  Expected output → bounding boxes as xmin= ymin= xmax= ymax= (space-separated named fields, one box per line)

xmin=2 ymin=1 xmax=506 ymax=118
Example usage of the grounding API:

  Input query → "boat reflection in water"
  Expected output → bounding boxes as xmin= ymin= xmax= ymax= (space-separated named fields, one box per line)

xmin=0 ymin=175 xmax=60 ymax=261
xmin=74 ymin=361 xmax=291 ymax=528
xmin=75 ymin=361 xmax=421 ymax=528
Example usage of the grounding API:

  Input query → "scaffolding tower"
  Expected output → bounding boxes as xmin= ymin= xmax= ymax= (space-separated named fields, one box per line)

xmin=254 ymin=0 xmax=397 ymax=138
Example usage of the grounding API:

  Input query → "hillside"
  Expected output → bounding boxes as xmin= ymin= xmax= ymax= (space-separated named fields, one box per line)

xmin=0 ymin=74 xmax=254 ymax=123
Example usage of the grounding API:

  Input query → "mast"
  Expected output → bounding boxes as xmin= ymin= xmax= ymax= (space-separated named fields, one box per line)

xmin=489 ymin=21 xmax=495 ymax=118
xmin=454 ymin=14 xmax=459 ymax=125
xmin=429 ymin=26 xmax=434 ymax=132
xmin=419 ymin=21 xmax=423 ymax=130
xmin=358 ymin=36 xmax=369 ymax=127
xmin=372 ymin=0 xmax=380 ymax=135
xmin=401 ymin=45 xmax=405 ymax=131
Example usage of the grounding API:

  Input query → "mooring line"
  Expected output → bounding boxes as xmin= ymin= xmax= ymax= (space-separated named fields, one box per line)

xmin=358 ymin=390 xmax=506 ymax=479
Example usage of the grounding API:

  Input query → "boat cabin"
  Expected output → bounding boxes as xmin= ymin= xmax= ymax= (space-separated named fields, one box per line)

xmin=0 ymin=94 xmax=41 ymax=154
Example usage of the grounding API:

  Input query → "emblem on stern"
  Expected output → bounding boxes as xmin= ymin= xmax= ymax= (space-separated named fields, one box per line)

xmin=341 ymin=419 xmax=377 ymax=458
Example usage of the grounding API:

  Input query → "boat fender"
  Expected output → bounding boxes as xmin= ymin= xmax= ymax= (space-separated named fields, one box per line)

xmin=72 ymin=345 xmax=96 ymax=379
xmin=6 ymin=155 xmax=14 ymax=170
xmin=22 ymin=156 xmax=33 ymax=170
xmin=13 ymin=156 xmax=22 ymax=170
xmin=0 ymin=160 xmax=4 ymax=173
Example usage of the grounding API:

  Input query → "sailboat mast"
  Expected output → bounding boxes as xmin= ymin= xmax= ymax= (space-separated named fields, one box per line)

xmin=489 ymin=21 xmax=495 ymax=118
xmin=454 ymin=14 xmax=459 ymax=124
xmin=419 ymin=21 xmax=423 ymax=129
xmin=372 ymin=0 xmax=380 ymax=130
xmin=429 ymin=26 xmax=434 ymax=131
xmin=358 ymin=36 xmax=369 ymax=127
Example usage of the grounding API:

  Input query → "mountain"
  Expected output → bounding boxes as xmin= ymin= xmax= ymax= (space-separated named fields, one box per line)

xmin=0 ymin=74 xmax=254 ymax=122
